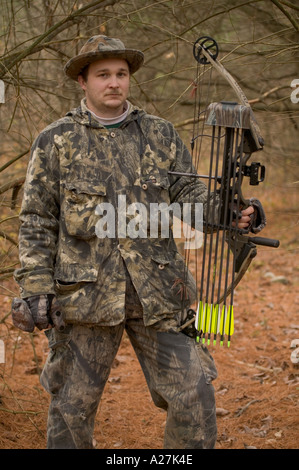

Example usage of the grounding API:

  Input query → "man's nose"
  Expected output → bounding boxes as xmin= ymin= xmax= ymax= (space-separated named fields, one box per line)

xmin=108 ymin=75 xmax=119 ymax=87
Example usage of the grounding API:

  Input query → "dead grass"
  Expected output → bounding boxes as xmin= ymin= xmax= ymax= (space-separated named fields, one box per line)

xmin=0 ymin=187 xmax=298 ymax=449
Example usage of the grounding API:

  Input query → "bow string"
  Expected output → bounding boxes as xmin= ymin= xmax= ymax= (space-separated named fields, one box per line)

xmin=174 ymin=37 xmax=279 ymax=346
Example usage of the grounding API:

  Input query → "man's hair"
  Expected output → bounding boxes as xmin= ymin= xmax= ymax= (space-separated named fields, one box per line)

xmin=79 ymin=64 xmax=89 ymax=82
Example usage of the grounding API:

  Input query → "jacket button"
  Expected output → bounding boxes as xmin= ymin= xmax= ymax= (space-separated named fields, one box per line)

xmin=142 ymin=183 xmax=148 ymax=190
xmin=158 ymin=264 xmax=165 ymax=270
xmin=110 ymin=132 xmax=116 ymax=138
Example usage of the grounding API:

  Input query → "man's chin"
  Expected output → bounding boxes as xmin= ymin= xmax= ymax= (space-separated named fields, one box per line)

xmin=103 ymin=100 xmax=126 ymax=115
xmin=105 ymin=97 xmax=123 ymax=105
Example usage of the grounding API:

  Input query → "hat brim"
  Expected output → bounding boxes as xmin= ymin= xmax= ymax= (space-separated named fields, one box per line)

xmin=64 ymin=49 xmax=144 ymax=80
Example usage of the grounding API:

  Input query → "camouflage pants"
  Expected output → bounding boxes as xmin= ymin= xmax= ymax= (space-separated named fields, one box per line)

xmin=40 ymin=287 xmax=217 ymax=449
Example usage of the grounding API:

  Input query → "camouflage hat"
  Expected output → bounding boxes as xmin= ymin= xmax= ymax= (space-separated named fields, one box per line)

xmin=64 ymin=35 xmax=144 ymax=80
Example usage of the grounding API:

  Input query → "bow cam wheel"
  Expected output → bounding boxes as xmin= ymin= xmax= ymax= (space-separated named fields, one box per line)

xmin=193 ymin=36 xmax=219 ymax=64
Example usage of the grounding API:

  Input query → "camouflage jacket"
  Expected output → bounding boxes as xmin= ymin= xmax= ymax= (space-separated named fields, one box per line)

xmin=14 ymin=99 xmax=215 ymax=327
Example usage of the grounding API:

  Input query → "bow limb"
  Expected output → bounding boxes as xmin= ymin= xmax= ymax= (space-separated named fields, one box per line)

xmin=194 ymin=38 xmax=264 ymax=151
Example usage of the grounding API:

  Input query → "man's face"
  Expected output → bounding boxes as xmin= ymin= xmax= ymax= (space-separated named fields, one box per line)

xmin=78 ymin=58 xmax=130 ymax=118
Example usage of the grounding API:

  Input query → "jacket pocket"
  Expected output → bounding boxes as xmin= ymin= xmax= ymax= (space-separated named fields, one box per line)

xmin=140 ymin=174 xmax=170 ymax=190
xmin=53 ymin=264 xmax=98 ymax=319
xmin=150 ymin=252 xmax=197 ymax=309
xmin=151 ymin=255 xmax=170 ymax=271
xmin=62 ymin=180 xmax=107 ymax=239
xmin=140 ymin=173 xmax=170 ymax=201
xmin=54 ymin=263 xmax=98 ymax=284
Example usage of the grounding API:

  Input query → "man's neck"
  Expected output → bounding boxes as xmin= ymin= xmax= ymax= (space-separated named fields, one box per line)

xmin=86 ymin=101 xmax=129 ymax=126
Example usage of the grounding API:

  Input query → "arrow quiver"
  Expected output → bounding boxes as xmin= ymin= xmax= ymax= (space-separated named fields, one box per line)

xmin=180 ymin=37 xmax=279 ymax=347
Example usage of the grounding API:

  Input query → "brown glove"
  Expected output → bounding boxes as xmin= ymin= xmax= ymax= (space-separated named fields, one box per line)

xmin=11 ymin=294 xmax=65 ymax=332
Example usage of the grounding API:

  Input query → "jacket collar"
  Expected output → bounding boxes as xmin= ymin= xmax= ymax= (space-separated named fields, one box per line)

xmin=66 ymin=97 xmax=143 ymax=128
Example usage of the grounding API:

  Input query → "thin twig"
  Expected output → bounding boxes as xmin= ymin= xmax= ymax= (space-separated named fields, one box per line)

xmin=0 ymin=407 xmax=44 ymax=416
xmin=271 ymin=0 xmax=299 ymax=31
xmin=235 ymin=399 xmax=264 ymax=417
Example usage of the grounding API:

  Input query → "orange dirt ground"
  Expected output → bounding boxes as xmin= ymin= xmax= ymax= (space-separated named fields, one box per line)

xmin=0 ymin=202 xmax=298 ymax=450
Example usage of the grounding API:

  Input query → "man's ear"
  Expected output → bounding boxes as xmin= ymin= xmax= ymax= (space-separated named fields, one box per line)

xmin=78 ymin=74 xmax=86 ymax=91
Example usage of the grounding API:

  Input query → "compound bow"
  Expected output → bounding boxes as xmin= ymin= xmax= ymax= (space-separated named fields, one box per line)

xmin=174 ymin=37 xmax=279 ymax=346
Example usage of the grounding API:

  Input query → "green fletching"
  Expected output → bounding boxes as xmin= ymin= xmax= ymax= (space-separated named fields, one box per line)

xmin=219 ymin=305 xmax=226 ymax=335
xmin=225 ymin=305 xmax=234 ymax=336
xmin=203 ymin=303 xmax=211 ymax=333
xmin=194 ymin=302 xmax=234 ymax=347
xmin=195 ymin=301 xmax=203 ymax=331
xmin=212 ymin=304 xmax=219 ymax=334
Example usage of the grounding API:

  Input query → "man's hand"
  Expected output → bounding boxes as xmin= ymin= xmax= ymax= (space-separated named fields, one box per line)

xmin=233 ymin=199 xmax=266 ymax=233
xmin=237 ymin=205 xmax=254 ymax=229
xmin=25 ymin=295 xmax=53 ymax=330
xmin=11 ymin=294 xmax=65 ymax=332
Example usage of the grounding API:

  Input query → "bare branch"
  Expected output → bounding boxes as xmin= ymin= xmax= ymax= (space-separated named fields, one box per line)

xmin=0 ymin=150 xmax=29 ymax=173
xmin=271 ymin=0 xmax=299 ymax=31
xmin=0 ymin=0 xmax=119 ymax=78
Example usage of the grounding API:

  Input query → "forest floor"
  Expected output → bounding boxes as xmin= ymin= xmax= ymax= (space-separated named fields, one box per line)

xmin=0 ymin=189 xmax=298 ymax=451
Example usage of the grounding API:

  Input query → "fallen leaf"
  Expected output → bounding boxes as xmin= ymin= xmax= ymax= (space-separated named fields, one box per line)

xmin=216 ymin=407 xmax=230 ymax=416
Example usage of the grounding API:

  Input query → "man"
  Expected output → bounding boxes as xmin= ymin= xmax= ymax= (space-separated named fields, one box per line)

xmin=13 ymin=36 xmax=254 ymax=449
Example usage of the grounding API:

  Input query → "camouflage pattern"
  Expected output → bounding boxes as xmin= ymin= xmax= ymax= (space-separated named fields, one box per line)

xmin=11 ymin=295 xmax=66 ymax=332
xmin=14 ymin=98 xmax=217 ymax=328
xmin=15 ymin=97 xmax=219 ymax=449
xmin=64 ymin=35 xmax=144 ymax=80
xmin=11 ymin=297 xmax=35 ymax=332
xmin=40 ymin=303 xmax=217 ymax=449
